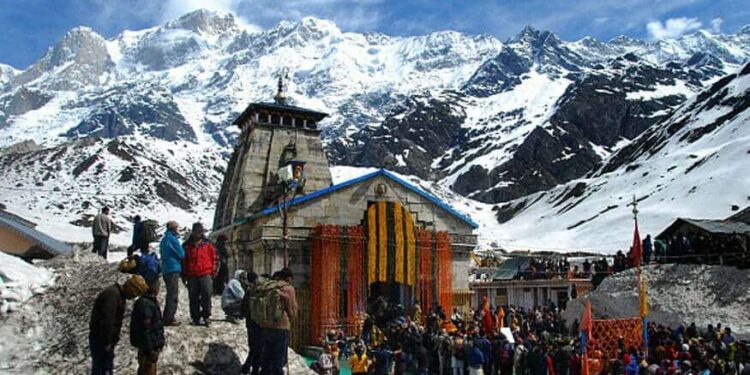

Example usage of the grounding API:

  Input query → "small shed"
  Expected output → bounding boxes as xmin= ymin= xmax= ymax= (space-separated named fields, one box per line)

xmin=0 ymin=210 xmax=72 ymax=260
xmin=657 ymin=218 xmax=750 ymax=240
xmin=656 ymin=218 xmax=750 ymax=264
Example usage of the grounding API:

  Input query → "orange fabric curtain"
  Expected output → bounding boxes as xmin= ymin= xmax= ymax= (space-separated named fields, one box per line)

xmin=435 ymin=231 xmax=452 ymax=314
xmin=346 ymin=226 xmax=366 ymax=332
xmin=416 ymin=229 xmax=433 ymax=314
xmin=310 ymin=225 xmax=342 ymax=343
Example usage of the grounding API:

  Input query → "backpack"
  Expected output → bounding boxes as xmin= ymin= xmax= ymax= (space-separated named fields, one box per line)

xmin=137 ymin=252 xmax=161 ymax=281
xmin=249 ymin=279 xmax=287 ymax=327
xmin=139 ymin=219 xmax=160 ymax=244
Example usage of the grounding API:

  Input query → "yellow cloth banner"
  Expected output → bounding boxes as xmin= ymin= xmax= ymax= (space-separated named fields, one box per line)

xmin=405 ymin=209 xmax=416 ymax=286
xmin=394 ymin=205 xmax=405 ymax=283
xmin=377 ymin=201 xmax=387 ymax=282
xmin=367 ymin=205 xmax=377 ymax=285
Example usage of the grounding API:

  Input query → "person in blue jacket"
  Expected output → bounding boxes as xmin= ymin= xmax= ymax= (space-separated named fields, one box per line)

xmin=160 ymin=220 xmax=184 ymax=326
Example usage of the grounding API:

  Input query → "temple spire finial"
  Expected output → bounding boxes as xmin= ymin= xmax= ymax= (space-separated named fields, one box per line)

xmin=274 ymin=67 xmax=289 ymax=105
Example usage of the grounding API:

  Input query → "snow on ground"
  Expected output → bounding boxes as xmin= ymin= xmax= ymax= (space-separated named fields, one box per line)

xmin=0 ymin=248 xmax=314 ymax=374
xmin=0 ymin=252 xmax=55 ymax=315
xmin=488 ymin=64 xmax=750 ymax=253
xmin=564 ymin=264 xmax=750 ymax=338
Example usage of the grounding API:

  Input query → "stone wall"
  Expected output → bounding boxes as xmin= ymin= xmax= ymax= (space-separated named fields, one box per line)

xmin=213 ymin=122 xmax=332 ymax=230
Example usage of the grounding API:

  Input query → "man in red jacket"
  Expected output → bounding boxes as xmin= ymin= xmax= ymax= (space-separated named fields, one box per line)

xmin=182 ymin=222 xmax=218 ymax=326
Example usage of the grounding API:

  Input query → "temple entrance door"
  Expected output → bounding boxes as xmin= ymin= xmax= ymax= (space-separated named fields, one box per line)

xmin=365 ymin=201 xmax=417 ymax=313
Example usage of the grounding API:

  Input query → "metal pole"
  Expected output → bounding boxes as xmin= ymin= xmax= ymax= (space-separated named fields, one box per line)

xmin=283 ymin=187 xmax=289 ymax=267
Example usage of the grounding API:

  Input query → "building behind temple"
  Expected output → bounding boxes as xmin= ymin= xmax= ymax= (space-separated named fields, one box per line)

xmin=212 ymin=82 xmax=478 ymax=347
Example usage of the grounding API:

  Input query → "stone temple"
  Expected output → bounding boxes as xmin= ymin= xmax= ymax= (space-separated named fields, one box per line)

xmin=212 ymin=83 xmax=477 ymax=347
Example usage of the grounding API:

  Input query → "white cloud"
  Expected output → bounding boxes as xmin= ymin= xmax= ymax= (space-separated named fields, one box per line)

xmin=646 ymin=17 xmax=702 ymax=40
xmin=162 ymin=0 xmax=235 ymax=20
xmin=711 ymin=17 xmax=723 ymax=33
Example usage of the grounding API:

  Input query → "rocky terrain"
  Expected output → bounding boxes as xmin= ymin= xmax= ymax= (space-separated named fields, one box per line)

xmin=0 ymin=249 xmax=314 ymax=374
xmin=564 ymin=264 xmax=750 ymax=338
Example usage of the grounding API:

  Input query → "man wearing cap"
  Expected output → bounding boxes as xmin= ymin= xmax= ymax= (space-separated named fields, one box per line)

xmin=89 ymin=275 xmax=149 ymax=375
xmin=160 ymin=221 xmax=185 ymax=326
xmin=183 ymin=222 xmax=218 ymax=326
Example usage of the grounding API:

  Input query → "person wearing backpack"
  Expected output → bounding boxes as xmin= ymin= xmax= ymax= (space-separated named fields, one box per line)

xmin=132 ymin=217 xmax=159 ymax=257
xmin=240 ymin=271 xmax=261 ymax=375
xmin=182 ymin=222 xmax=218 ymax=327
xmin=130 ymin=279 xmax=165 ymax=375
xmin=256 ymin=268 xmax=298 ymax=375
xmin=160 ymin=221 xmax=185 ymax=326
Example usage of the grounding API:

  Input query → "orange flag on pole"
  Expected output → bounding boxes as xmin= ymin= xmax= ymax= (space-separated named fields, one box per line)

xmin=631 ymin=221 xmax=642 ymax=267
xmin=580 ymin=300 xmax=593 ymax=375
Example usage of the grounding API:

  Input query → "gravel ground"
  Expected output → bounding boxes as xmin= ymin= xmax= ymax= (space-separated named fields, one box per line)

xmin=563 ymin=263 xmax=750 ymax=338
xmin=0 ymin=248 xmax=314 ymax=374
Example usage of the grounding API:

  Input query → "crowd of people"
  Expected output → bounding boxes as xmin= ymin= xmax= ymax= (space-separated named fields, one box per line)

xmin=302 ymin=297 xmax=750 ymax=375
xmin=89 ymin=212 xmax=298 ymax=375
xmin=86 ymin=208 xmax=750 ymax=375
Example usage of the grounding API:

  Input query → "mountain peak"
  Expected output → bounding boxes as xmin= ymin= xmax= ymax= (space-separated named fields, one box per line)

xmin=166 ymin=9 xmax=237 ymax=34
xmin=738 ymin=25 xmax=750 ymax=35
xmin=608 ymin=35 xmax=645 ymax=46
xmin=510 ymin=25 xmax=560 ymax=47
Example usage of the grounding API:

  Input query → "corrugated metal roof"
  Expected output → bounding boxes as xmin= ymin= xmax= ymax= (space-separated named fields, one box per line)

xmin=728 ymin=207 xmax=750 ymax=224
xmin=681 ymin=218 xmax=750 ymax=234
xmin=492 ymin=256 xmax=531 ymax=280
xmin=0 ymin=215 xmax=72 ymax=255
xmin=242 ymin=169 xmax=479 ymax=229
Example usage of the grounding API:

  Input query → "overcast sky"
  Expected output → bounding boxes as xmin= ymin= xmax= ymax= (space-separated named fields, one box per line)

xmin=1 ymin=0 xmax=748 ymax=69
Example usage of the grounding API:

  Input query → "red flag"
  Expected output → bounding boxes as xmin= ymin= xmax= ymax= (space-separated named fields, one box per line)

xmin=580 ymin=300 xmax=593 ymax=375
xmin=580 ymin=300 xmax=593 ymax=340
xmin=631 ymin=221 xmax=642 ymax=267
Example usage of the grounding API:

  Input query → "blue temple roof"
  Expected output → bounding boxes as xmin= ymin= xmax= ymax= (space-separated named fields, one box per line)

xmin=243 ymin=169 xmax=479 ymax=229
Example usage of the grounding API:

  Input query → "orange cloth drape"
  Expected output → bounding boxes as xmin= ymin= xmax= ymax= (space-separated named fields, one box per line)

xmin=435 ymin=231 xmax=452 ymax=314
xmin=417 ymin=230 xmax=433 ymax=314
xmin=346 ymin=226 xmax=366 ymax=329
xmin=311 ymin=225 xmax=341 ymax=342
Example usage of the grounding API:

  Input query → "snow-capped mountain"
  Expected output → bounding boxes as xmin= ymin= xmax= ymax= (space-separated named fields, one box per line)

xmin=0 ymin=9 xmax=749 ymax=249
xmin=339 ymin=26 xmax=741 ymax=203
xmin=490 ymin=62 xmax=750 ymax=252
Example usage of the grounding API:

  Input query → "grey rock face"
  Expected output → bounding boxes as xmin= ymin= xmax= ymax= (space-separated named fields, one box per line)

xmin=64 ymin=84 xmax=195 ymax=142
xmin=13 ymin=27 xmax=113 ymax=90
xmin=336 ymin=92 xmax=467 ymax=179
xmin=0 ymin=88 xmax=52 ymax=126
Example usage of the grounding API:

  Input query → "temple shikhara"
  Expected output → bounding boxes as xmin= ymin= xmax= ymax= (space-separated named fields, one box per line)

xmin=212 ymin=78 xmax=478 ymax=347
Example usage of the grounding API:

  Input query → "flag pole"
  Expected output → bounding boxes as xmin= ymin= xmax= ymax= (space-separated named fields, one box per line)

xmin=629 ymin=194 xmax=649 ymax=357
